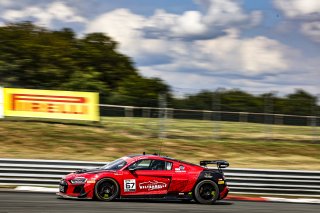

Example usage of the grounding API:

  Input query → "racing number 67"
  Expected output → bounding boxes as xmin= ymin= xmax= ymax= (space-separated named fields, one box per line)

xmin=124 ymin=179 xmax=136 ymax=192
xmin=126 ymin=182 xmax=135 ymax=189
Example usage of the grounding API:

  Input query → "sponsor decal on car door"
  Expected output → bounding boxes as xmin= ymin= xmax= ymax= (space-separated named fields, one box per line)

xmin=139 ymin=180 xmax=167 ymax=191
xmin=134 ymin=171 xmax=171 ymax=194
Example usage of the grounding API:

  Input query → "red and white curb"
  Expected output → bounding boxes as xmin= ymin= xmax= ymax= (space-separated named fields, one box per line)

xmin=226 ymin=195 xmax=320 ymax=204
xmin=12 ymin=187 xmax=320 ymax=204
xmin=226 ymin=195 xmax=268 ymax=202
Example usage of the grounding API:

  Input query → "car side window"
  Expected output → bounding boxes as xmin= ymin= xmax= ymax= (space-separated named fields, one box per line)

xmin=129 ymin=159 xmax=152 ymax=170
xmin=150 ymin=160 xmax=173 ymax=170
xmin=129 ymin=160 xmax=173 ymax=171
xmin=150 ymin=160 xmax=165 ymax=170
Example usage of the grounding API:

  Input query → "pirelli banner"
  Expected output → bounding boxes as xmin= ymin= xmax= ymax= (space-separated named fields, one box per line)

xmin=3 ymin=88 xmax=99 ymax=121
xmin=0 ymin=87 xmax=4 ymax=118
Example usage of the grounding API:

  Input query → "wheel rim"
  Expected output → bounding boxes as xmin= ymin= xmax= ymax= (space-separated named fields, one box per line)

xmin=198 ymin=183 xmax=216 ymax=200
xmin=97 ymin=181 xmax=116 ymax=200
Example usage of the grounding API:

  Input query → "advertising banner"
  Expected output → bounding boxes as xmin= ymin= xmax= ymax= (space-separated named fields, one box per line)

xmin=0 ymin=87 xmax=3 ymax=118
xmin=4 ymin=88 xmax=99 ymax=121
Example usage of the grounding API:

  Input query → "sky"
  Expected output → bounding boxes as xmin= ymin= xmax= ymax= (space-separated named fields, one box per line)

xmin=0 ymin=0 xmax=319 ymax=96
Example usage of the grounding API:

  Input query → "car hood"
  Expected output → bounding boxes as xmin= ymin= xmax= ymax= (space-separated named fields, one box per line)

xmin=64 ymin=168 xmax=116 ymax=180
xmin=74 ymin=167 xmax=106 ymax=174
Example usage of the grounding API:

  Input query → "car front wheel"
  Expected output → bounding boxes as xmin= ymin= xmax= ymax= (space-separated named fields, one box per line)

xmin=94 ymin=178 xmax=119 ymax=201
xmin=193 ymin=180 xmax=219 ymax=204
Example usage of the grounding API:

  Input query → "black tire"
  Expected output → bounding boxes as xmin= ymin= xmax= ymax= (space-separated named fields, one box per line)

xmin=193 ymin=180 xmax=219 ymax=204
xmin=94 ymin=178 xmax=119 ymax=201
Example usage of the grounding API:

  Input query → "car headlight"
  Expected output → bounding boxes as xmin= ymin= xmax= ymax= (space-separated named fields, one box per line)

xmin=70 ymin=177 xmax=87 ymax=184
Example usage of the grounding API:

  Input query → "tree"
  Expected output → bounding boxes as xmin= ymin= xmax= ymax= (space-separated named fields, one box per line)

xmin=75 ymin=33 xmax=139 ymax=90
xmin=279 ymin=90 xmax=317 ymax=115
xmin=220 ymin=90 xmax=262 ymax=112
xmin=0 ymin=22 xmax=173 ymax=106
xmin=107 ymin=76 xmax=171 ymax=106
xmin=0 ymin=22 xmax=77 ymax=88
xmin=172 ymin=89 xmax=263 ymax=112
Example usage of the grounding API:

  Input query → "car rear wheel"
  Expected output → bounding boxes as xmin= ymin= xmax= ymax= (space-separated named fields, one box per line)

xmin=193 ymin=180 xmax=219 ymax=204
xmin=94 ymin=178 xmax=119 ymax=201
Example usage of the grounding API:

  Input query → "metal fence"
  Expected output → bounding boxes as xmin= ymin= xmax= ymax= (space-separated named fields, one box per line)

xmin=1 ymin=158 xmax=319 ymax=197
xmin=99 ymin=104 xmax=320 ymax=127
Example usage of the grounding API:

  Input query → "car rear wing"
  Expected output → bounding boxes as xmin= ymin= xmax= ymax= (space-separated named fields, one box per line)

xmin=200 ymin=160 xmax=229 ymax=173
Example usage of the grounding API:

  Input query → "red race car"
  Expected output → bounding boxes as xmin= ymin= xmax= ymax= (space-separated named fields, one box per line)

xmin=57 ymin=154 xmax=229 ymax=204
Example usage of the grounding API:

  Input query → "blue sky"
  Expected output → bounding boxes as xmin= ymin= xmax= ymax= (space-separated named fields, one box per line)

xmin=0 ymin=0 xmax=319 ymax=96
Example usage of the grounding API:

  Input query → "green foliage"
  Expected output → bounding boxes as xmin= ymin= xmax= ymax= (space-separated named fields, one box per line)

xmin=277 ymin=90 xmax=318 ymax=115
xmin=0 ymin=23 xmax=77 ymax=89
xmin=107 ymin=76 xmax=171 ymax=106
xmin=0 ymin=22 xmax=169 ymax=101
xmin=172 ymin=90 xmax=263 ymax=112
xmin=172 ymin=89 xmax=318 ymax=116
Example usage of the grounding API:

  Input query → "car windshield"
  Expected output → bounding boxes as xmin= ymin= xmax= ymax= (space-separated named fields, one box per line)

xmin=100 ymin=158 xmax=127 ymax=170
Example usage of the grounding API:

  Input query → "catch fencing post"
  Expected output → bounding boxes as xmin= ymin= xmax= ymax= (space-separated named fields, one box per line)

xmin=212 ymin=88 xmax=224 ymax=140
xmin=264 ymin=91 xmax=276 ymax=141
xmin=167 ymin=108 xmax=173 ymax=119
xmin=312 ymin=94 xmax=320 ymax=143
xmin=203 ymin=110 xmax=211 ymax=120
xmin=239 ymin=112 xmax=248 ymax=123
xmin=308 ymin=116 xmax=317 ymax=143
xmin=158 ymin=94 xmax=167 ymax=154
xmin=274 ymin=114 xmax=283 ymax=125
xmin=124 ymin=106 xmax=134 ymax=117
xmin=142 ymin=107 xmax=151 ymax=118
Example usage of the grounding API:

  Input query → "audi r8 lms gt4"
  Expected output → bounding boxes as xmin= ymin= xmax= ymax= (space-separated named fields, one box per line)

xmin=57 ymin=154 xmax=229 ymax=204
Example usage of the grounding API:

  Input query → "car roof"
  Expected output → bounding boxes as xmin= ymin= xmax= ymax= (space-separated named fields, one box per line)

xmin=126 ymin=154 xmax=200 ymax=167
xmin=127 ymin=154 xmax=171 ymax=160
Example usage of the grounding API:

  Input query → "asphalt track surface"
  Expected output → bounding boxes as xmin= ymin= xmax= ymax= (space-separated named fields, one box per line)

xmin=0 ymin=191 xmax=319 ymax=213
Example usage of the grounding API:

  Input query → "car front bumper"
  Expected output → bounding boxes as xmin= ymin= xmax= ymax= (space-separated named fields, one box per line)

xmin=58 ymin=179 xmax=94 ymax=199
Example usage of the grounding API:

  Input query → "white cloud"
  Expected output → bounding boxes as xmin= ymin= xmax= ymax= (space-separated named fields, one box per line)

xmin=188 ymin=29 xmax=291 ymax=75
xmin=1 ymin=1 xmax=86 ymax=27
xmin=85 ymin=0 xmax=264 ymax=63
xmin=141 ymin=9 xmax=207 ymax=38
xmin=85 ymin=9 xmax=145 ymax=53
xmin=86 ymin=0 xmax=262 ymax=42
xmin=147 ymin=0 xmax=262 ymax=38
xmin=274 ymin=0 xmax=320 ymax=18
xmin=85 ymin=1 xmax=292 ymax=86
xmin=274 ymin=0 xmax=320 ymax=43
xmin=301 ymin=21 xmax=320 ymax=42
xmin=169 ymin=10 xmax=207 ymax=36
xmin=0 ymin=0 xmax=11 ymax=6
xmin=85 ymin=8 xmax=170 ymax=57
xmin=150 ymin=29 xmax=290 ymax=76
xmin=136 ymin=31 xmax=293 ymax=94
xmin=201 ymin=0 xmax=248 ymax=25
xmin=139 ymin=64 xmax=320 ymax=95
xmin=140 ymin=55 xmax=320 ymax=95
xmin=47 ymin=2 xmax=86 ymax=23
xmin=240 ymin=36 xmax=289 ymax=73
xmin=134 ymin=26 xmax=306 ymax=95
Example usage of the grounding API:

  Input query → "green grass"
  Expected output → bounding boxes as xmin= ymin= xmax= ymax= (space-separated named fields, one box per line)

xmin=0 ymin=117 xmax=319 ymax=170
